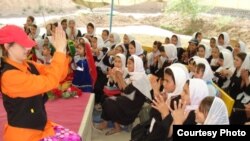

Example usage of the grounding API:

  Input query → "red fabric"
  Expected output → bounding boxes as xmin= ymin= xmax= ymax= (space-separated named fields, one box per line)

xmin=0 ymin=93 xmax=91 ymax=141
xmin=85 ymin=43 xmax=97 ymax=86
xmin=0 ymin=25 xmax=36 ymax=48
xmin=103 ymin=86 xmax=121 ymax=96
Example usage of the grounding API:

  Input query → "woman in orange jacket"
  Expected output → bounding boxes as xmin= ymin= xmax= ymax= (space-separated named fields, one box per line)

xmin=0 ymin=25 xmax=81 ymax=141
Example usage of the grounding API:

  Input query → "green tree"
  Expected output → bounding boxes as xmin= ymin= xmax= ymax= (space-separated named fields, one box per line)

xmin=166 ymin=0 xmax=212 ymax=20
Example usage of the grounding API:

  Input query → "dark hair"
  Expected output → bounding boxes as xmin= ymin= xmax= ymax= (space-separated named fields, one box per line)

xmin=195 ymin=32 xmax=202 ymax=39
xmin=172 ymin=35 xmax=178 ymax=40
xmin=198 ymin=44 xmax=205 ymax=51
xmin=87 ymin=23 xmax=94 ymax=29
xmin=130 ymin=40 xmax=136 ymax=48
xmin=43 ymin=43 xmax=49 ymax=48
xmin=153 ymin=41 xmax=162 ymax=50
xmin=218 ymin=34 xmax=224 ymax=40
xmin=77 ymin=43 xmax=86 ymax=56
xmin=116 ymin=45 xmax=124 ymax=53
xmin=27 ymin=16 xmax=35 ymax=22
xmin=164 ymin=68 xmax=176 ymax=84
xmin=226 ymin=46 xmax=233 ymax=52
xmin=199 ymin=96 xmax=214 ymax=117
xmin=53 ymin=22 xmax=58 ymax=27
xmin=61 ymin=19 xmax=67 ymax=24
xmin=236 ymin=52 xmax=247 ymax=62
xmin=102 ymin=29 xmax=109 ymax=35
xmin=159 ymin=46 xmax=165 ymax=52
xmin=196 ymin=63 xmax=206 ymax=73
xmin=210 ymin=37 xmax=216 ymax=42
xmin=188 ymin=58 xmax=196 ymax=65
xmin=219 ymin=52 xmax=224 ymax=60
xmin=31 ymin=24 xmax=37 ymax=29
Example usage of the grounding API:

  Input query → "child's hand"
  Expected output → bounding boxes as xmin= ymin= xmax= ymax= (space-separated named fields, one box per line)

xmin=170 ymin=99 xmax=189 ymax=125
xmin=152 ymin=94 xmax=170 ymax=119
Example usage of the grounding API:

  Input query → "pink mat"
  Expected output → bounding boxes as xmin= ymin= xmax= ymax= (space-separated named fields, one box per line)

xmin=0 ymin=93 xmax=90 ymax=141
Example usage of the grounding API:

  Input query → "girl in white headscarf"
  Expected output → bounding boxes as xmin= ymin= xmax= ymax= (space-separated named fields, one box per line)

xmin=171 ymin=34 xmax=184 ymax=61
xmin=128 ymin=40 xmax=144 ymax=56
xmin=213 ymin=50 xmax=234 ymax=89
xmin=99 ymin=55 xmax=151 ymax=135
xmin=229 ymin=53 xmax=250 ymax=124
xmin=106 ymin=53 xmax=128 ymax=88
xmin=196 ymin=96 xmax=229 ymax=125
xmin=91 ymin=36 xmax=105 ymax=62
xmin=84 ymin=22 xmax=96 ymax=40
xmin=233 ymin=40 xmax=246 ymax=57
xmin=153 ymin=44 xmax=178 ymax=78
xmin=218 ymin=32 xmax=230 ymax=48
xmin=150 ymin=78 xmax=208 ymax=140
xmin=193 ymin=56 xmax=218 ymax=96
xmin=66 ymin=19 xmax=81 ymax=40
xmin=147 ymin=41 xmax=161 ymax=73
xmin=123 ymin=34 xmax=135 ymax=57
xmin=197 ymin=44 xmax=211 ymax=59
xmin=109 ymin=32 xmax=121 ymax=49
xmin=146 ymin=65 xmax=188 ymax=141
xmin=192 ymin=32 xmax=203 ymax=44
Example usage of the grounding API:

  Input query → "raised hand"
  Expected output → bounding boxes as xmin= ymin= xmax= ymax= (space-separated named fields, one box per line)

xmin=170 ymin=99 xmax=189 ymax=125
xmin=149 ymin=75 xmax=161 ymax=95
xmin=52 ymin=24 xmax=67 ymax=54
xmin=152 ymin=94 xmax=170 ymax=119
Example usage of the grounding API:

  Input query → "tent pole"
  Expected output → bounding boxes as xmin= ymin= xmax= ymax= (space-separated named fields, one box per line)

xmin=109 ymin=0 xmax=114 ymax=32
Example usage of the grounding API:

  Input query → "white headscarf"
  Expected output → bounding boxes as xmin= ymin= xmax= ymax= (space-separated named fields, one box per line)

xmin=66 ymin=19 xmax=79 ymax=39
xmin=216 ymin=49 xmax=234 ymax=71
xmin=85 ymin=22 xmax=96 ymax=36
xmin=115 ymin=43 xmax=126 ymax=55
xmin=128 ymin=55 xmax=152 ymax=100
xmin=185 ymin=78 xmax=209 ymax=111
xmin=110 ymin=32 xmax=121 ymax=46
xmin=125 ymin=34 xmax=135 ymax=43
xmin=170 ymin=63 xmax=190 ymax=79
xmin=204 ymin=97 xmax=229 ymax=125
xmin=172 ymin=34 xmax=182 ymax=48
xmin=163 ymin=44 xmax=177 ymax=61
xmin=115 ymin=53 xmax=126 ymax=71
xmin=239 ymin=40 xmax=246 ymax=52
xmin=131 ymin=40 xmax=144 ymax=56
xmin=80 ymin=37 xmax=90 ymax=45
xmin=210 ymin=37 xmax=218 ymax=48
xmin=94 ymin=36 xmax=104 ymax=49
xmin=198 ymin=43 xmax=211 ymax=59
xmin=237 ymin=52 xmax=250 ymax=77
xmin=166 ymin=66 xmax=188 ymax=104
xmin=218 ymin=32 xmax=230 ymax=48
xmin=193 ymin=56 xmax=214 ymax=82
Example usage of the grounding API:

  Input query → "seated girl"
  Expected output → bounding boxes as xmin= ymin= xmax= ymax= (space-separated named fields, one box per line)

xmin=152 ymin=44 xmax=178 ymax=78
xmin=98 ymin=55 xmax=152 ymax=135
xmin=209 ymin=46 xmax=220 ymax=71
xmin=149 ymin=78 xmax=209 ymax=140
xmin=229 ymin=53 xmax=250 ymax=124
xmin=195 ymin=96 xmax=229 ymax=125
xmin=213 ymin=50 xmax=234 ymax=89
xmin=105 ymin=53 xmax=127 ymax=96
xmin=193 ymin=57 xmax=218 ymax=96
xmin=144 ymin=65 xmax=188 ymax=141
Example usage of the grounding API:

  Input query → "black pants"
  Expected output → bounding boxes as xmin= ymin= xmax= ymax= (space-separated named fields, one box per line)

xmin=94 ymin=67 xmax=108 ymax=104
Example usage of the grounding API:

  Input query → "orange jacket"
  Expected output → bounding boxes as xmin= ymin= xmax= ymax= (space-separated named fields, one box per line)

xmin=1 ymin=52 xmax=69 ymax=141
